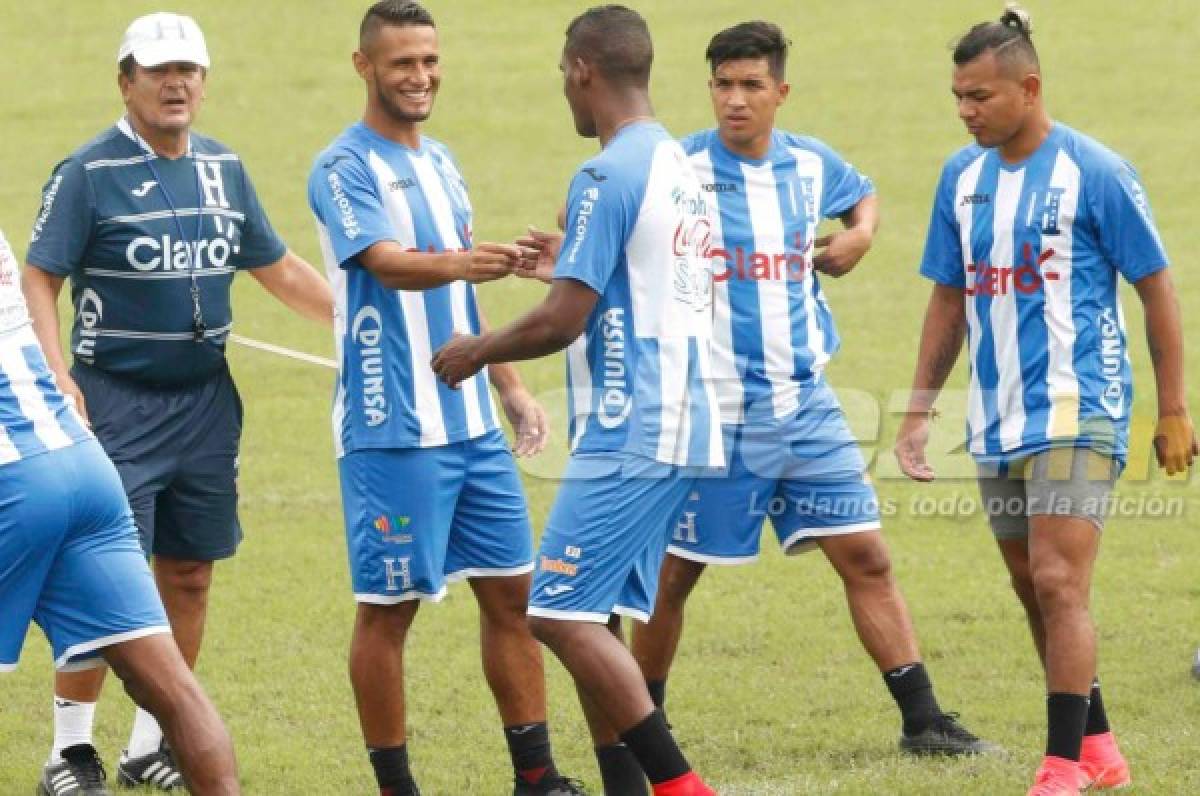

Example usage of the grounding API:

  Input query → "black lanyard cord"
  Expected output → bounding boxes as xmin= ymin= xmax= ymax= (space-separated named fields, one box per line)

xmin=128 ymin=121 xmax=208 ymax=343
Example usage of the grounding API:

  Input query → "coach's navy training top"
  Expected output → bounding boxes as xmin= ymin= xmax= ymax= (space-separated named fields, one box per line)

xmin=26 ymin=118 xmax=286 ymax=387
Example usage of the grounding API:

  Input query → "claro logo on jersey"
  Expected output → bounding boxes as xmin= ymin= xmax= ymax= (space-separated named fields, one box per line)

xmin=1099 ymin=307 xmax=1124 ymax=418
xmin=352 ymin=306 xmax=387 ymax=427
xmin=126 ymin=235 xmax=233 ymax=271
xmin=966 ymin=243 xmax=1059 ymax=297
xmin=596 ymin=307 xmax=633 ymax=429
xmin=327 ymin=171 xmax=361 ymax=240
xmin=74 ymin=288 xmax=103 ymax=363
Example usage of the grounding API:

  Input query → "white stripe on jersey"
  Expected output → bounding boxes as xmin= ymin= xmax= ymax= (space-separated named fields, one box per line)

xmin=688 ymin=150 xmax=743 ymax=424
xmin=622 ymin=141 xmax=719 ymax=465
xmin=367 ymin=151 xmax=448 ymax=447
xmin=990 ymin=169 xmax=1027 ymax=451
xmin=409 ymin=152 xmax=493 ymax=439
xmin=84 ymin=155 xmax=154 ymax=170
xmin=790 ymin=148 xmax=830 ymax=377
xmin=741 ymin=161 xmax=799 ymax=419
xmin=566 ymin=333 xmax=592 ymax=451
xmin=696 ymin=338 xmax=724 ymax=466
xmin=656 ymin=336 xmax=689 ymax=463
xmin=955 ymin=153 xmax=988 ymax=454
xmin=318 ymin=221 xmax=350 ymax=458
xmin=1043 ymin=152 xmax=1082 ymax=439
xmin=0 ymin=333 xmax=73 ymax=452
xmin=449 ymin=282 xmax=488 ymax=438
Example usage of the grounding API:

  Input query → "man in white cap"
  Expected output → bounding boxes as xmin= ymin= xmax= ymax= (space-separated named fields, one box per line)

xmin=23 ymin=12 xmax=332 ymax=795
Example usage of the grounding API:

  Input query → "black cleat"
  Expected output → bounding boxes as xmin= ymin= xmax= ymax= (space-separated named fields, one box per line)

xmin=1192 ymin=647 xmax=1200 ymax=681
xmin=115 ymin=742 xmax=184 ymax=790
xmin=899 ymin=712 xmax=1002 ymax=757
xmin=37 ymin=744 xmax=111 ymax=796
xmin=514 ymin=774 xmax=589 ymax=795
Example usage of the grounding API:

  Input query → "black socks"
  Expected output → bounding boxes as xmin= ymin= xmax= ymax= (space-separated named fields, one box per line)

xmin=504 ymin=722 xmax=559 ymax=785
xmin=883 ymin=662 xmax=941 ymax=735
xmin=1046 ymin=692 xmax=1089 ymax=761
xmin=595 ymin=742 xmax=648 ymax=795
xmin=1085 ymin=680 xmax=1110 ymax=736
xmin=368 ymin=745 xmax=419 ymax=796
xmin=619 ymin=709 xmax=690 ymax=785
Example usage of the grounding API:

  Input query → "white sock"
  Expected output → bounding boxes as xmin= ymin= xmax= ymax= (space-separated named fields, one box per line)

xmin=49 ymin=696 xmax=97 ymax=764
xmin=126 ymin=707 xmax=165 ymax=758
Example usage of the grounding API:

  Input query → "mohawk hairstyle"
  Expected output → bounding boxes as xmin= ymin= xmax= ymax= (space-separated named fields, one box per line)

xmin=952 ymin=3 xmax=1039 ymax=73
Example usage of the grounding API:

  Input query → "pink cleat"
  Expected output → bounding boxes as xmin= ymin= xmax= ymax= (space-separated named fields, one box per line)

xmin=1026 ymin=755 xmax=1085 ymax=796
xmin=1080 ymin=732 xmax=1131 ymax=789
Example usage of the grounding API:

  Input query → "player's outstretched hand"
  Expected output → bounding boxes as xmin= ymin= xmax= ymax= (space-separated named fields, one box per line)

xmin=515 ymin=226 xmax=563 ymax=285
xmin=1153 ymin=411 xmax=1198 ymax=475
xmin=894 ymin=414 xmax=936 ymax=482
xmin=462 ymin=243 xmax=521 ymax=283
xmin=431 ymin=333 xmax=484 ymax=389
xmin=812 ymin=227 xmax=871 ymax=278
xmin=501 ymin=387 xmax=549 ymax=457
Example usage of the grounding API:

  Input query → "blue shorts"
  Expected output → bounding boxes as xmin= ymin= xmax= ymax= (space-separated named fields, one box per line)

xmin=339 ymin=430 xmax=534 ymax=603
xmin=528 ymin=453 xmax=695 ymax=623
xmin=0 ymin=440 xmax=170 ymax=672
xmin=668 ymin=382 xmax=881 ymax=564
xmin=73 ymin=363 xmax=243 ymax=561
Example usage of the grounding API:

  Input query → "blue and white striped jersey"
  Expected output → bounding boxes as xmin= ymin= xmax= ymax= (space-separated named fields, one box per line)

xmin=25 ymin=118 xmax=287 ymax=386
xmin=0 ymin=229 xmax=91 ymax=467
xmin=309 ymin=123 xmax=499 ymax=457
xmin=557 ymin=121 xmax=723 ymax=467
xmin=920 ymin=123 xmax=1169 ymax=463
xmin=681 ymin=129 xmax=874 ymax=424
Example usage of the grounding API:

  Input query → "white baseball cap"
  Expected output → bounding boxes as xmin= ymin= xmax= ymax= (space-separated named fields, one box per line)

xmin=117 ymin=12 xmax=210 ymax=69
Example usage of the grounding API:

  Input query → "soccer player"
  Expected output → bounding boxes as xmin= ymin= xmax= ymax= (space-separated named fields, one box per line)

xmin=894 ymin=7 xmax=1196 ymax=795
xmin=612 ymin=20 xmax=991 ymax=759
xmin=22 ymin=12 xmax=333 ymax=794
xmin=0 ymin=228 xmax=239 ymax=796
xmin=433 ymin=6 xmax=722 ymax=796
xmin=307 ymin=4 xmax=580 ymax=795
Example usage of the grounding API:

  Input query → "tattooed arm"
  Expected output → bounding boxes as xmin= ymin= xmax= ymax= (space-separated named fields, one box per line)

xmin=894 ymin=283 xmax=967 ymax=481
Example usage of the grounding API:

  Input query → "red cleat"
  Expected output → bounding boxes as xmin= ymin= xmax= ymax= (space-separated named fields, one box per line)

xmin=1080 ymin=731 xmax=1132 ymax=789
xmin=652 ymin=771 xmax=717 ymax=796
xmin=1026 ymin=755 xmax=1085 ymax=796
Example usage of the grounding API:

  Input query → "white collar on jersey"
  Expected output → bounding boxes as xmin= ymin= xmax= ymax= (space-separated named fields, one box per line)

xmin=116 ymin=116 xmax=194 ymax=157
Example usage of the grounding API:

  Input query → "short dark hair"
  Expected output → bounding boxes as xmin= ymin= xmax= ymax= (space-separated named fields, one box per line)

xmin=360 ymin=1 xmax=435 ymax=50
xmin=564 ymin=5 xmax=653 ymax=87
xmin=705 ymin=21 xmax=790 ymax=81
xmin=953 ymin=5 xmax=1039 ymax=73
xmin=119 ymin=55 xmax=137 ymax=79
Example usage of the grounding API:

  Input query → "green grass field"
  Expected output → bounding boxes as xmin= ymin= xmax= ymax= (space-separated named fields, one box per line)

xmin=1 ymin=1 xmax=1197 ymax=793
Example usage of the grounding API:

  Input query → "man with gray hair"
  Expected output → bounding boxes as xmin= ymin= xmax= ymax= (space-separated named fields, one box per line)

xmin=23 ymin=11 xmax=332 ymax=794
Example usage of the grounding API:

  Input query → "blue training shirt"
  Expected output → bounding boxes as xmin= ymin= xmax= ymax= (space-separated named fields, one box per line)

xmin=309 ymin=122 xmax=500 ymax=457
xmin=556 ymin=121 xmax=723 ymax=468
xmin=682 ymin=128 xmax=874 ymax=424
xmin=919 ymin=123 xmax=1169 ymax=463
xmin=26 ymin=118 xmax=286 ymax=386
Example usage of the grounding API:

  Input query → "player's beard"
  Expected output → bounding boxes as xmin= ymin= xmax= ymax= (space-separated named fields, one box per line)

xmin=376 ymin=82 xmax=433 ymax=125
